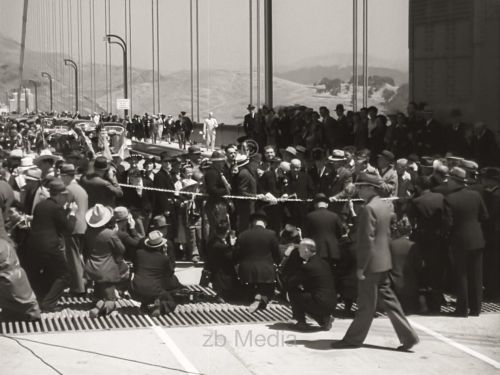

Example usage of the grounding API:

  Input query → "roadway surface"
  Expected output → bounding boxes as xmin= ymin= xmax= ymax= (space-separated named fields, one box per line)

xmin=1 ymin=267 xmax=499 ymax=375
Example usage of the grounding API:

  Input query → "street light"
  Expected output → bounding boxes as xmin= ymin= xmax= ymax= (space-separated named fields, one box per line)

xmin=64 ymin=59 xmax=79 ymax=112
xmin=28 ymin=80 xmax=38 ymax=113
xmin=41 ymin=72 xmax=53 ymax=113
xmin=104 ymin=34 xmax=128 ymax=117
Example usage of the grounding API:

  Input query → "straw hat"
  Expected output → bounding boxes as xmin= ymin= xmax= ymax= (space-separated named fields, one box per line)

xmin=145 ymin=230 xmax=167 ymax=248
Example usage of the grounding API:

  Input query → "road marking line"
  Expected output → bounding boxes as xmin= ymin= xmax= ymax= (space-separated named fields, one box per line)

xmin=146 ymin=317 xmax=201 ymax=375
xmin=409 ymin=319 xmax=500 ymax=369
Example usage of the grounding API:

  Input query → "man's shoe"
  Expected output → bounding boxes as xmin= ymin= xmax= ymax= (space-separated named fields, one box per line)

xmin=290 ymin=321 xmax=310 ymax=332
xmin=248 ymin=299 xmax=261 ymax=313
xmin=320 ymin=315 xmax=334 ymax=331
xmin=397 ymin=338 xmax=420 ymax=352
xmin=330 ymin=340 xmax=361 ymax=349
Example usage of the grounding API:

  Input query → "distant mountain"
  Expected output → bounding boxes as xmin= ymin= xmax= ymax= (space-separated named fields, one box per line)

xmin=275 ymin=65 xmax=408 ymax=86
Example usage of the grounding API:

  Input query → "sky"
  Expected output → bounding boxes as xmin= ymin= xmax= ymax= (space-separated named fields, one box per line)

xmin=0 ymin=0 xmax=409 ymax=74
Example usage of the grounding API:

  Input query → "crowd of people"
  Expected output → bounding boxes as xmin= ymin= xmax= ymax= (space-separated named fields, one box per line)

xmin=0 ymin=101 xmax=499 ymax=350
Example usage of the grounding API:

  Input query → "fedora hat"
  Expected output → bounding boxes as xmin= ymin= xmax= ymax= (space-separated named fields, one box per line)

xmin=188 ymin=145 xmax=202 ymax=155
xmin=145 ymin=230 xmax=167 ymax=248
xmin=210 ymin=150 xmax=226 ymax=162
xmin=47 ymin=179 xmax=68 ymax=195
xmin=113 ymin=206 xmax=129 ymax=222
xmin=378 ymin=150 xmax=395 ymax=163
xmin=235 ymin=153 xmax=249 ymax=168
xmin=151 ymin=215 xmax=168 ymax=229
xmin=93 ymin=156 xmax=109 ymax=171
xmin=9 ymin=149 xmax=24 ymax=159
xmin=284 ymin=146 xmax=297 ymax=156
xmin=328 ymin=149 xmax=346 ymax=162
xmin=18 ymin=156 xmax=36 ymax=171
xmin=24 ymin=168 xmax=42 ymax=181
xmin=85 ymin=204 xmax=113 ymax=228
xmin=60 ymin=163 xmax=76 ymax=176
xmin=449 ymin=167 xmax=467 ymax=182
xmin=460 ymin=159 xmax=479 ymax=171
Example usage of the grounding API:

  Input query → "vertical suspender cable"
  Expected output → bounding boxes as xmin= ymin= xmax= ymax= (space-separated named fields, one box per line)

xmin=156 ymin=0 xmax=160 ymax=113
xmin=77 ymin=0 xmax=81 ymax=112
xmin=124 ymin=0 xmax=127 ymax=114
xmin=79 ymin=0 xmax=84 ymax=112
xmin=104 ymin=0 xmax=109 ymax=112
xmin=18 ymin=0 xmax=29 ymax=113
xmin=108 ymin=0 xmax=112 ymax=113
xmin=249 ymin=0 xmax=253 ymax=106
xmin=190 ymin=0 xmax=194 ymax=120
xmin=89 ymin=0 xmax=94 ymax=112
xmin=362 ymin=0 xmax=368 ymax=107
xmin=352 ymin=0 xmax=358 ymax=112
xmin=151 ymin=0 xmax=156 ymax=113
xmin=256 ymin=0 xmax=260 ymax=108
xmin=128 ymin=0 xmax=132 ymax=114
xmin=196 ymin=0 xmax=200 ymax=122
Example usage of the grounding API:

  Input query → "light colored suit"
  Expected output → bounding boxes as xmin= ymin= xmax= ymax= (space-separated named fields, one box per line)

xmin=343 ymin=195 xmax=419 ymax=347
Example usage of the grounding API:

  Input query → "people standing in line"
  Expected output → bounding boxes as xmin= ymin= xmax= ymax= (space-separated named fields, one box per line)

xmin=203 ymin=112 xmax=219 ymax=151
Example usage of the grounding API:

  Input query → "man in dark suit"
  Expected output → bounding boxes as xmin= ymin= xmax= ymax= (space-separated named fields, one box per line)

xmin=153 ymin=152 xmax=177 ymax=240
xmin=319 ymin=106 xmax=338 ymax=150
xmin=304 ymin=193 xmax=342 ymax=272
xmin=445 ymin=109 xmax=470 ymax=157
xmin=471 ymin=122 xmax=498 ymax=167
xmin=414 ymin=109 xmax=444 ymax=156
xmin=308 ymin=149 xmax=336 ymax=196
xmin=408 ymin=176 xmax=447 ymax=313
xmin=79 ymin=156 xmax=123 ymax=207
xmin=25 ymin=179 xmax=78 ymax=312
xmin=235 ymin=211 xmax=281 ymax=313
xmin=286 ymin=238 xmax=336 ymax=331
xmin=233 ymin=156 xmax=257 ymax=233
xmin=334 ymin=180 xmax=419 ymax=350
xmin=243 ymin=104 xmax=257 ymax=139
xmin=258 ymin=157 xmax=285 ymax=234
xmin=444 ymin=167 xmax=489 ymax=317
xmin=285 ymin=159 xmax=315 ymax=229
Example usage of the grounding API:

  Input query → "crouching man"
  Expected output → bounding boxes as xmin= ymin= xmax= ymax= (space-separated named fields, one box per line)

xmin=286 ymin=238 xmax=335 ymax=331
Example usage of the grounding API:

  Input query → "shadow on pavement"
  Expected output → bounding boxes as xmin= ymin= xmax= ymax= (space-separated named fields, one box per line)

xmin=285 ymin=339 xmax=403 ymax=352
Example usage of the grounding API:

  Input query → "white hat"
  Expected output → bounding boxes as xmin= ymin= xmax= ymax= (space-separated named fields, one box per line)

xmin=9 ymin=149 xmax=23 ymax=159
xmin=284 ymin=147 xmax=297 ymax=156
xmin=85 ymin=204 xmax=114 ymax=228
xmin=35 ymin=149 xmax=61 ymax=164
xmin=18 ymin=157 xmax=36 ymax=171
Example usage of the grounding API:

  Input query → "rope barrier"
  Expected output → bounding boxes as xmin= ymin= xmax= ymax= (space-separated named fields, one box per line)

xmin=117 ymin=183 xmax=402 ymax=203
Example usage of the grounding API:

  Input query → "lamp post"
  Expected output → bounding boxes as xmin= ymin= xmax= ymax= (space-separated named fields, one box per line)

xmin=64 ymin=59 xmax=79 ymax=112
xmin=28 ymin=80 xmax=38 ymax=113
xmin=104 ymin=34 xmax=128 ymax=117
xmin=41 ymin=72 xmax=53 ymax=113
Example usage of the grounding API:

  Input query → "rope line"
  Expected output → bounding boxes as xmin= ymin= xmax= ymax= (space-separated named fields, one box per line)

xmin=117 ymin=183 xmax=402 ymax=203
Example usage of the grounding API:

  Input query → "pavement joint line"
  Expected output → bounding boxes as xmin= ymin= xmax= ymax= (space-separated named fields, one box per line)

xmin=145 ymin=316 xmax=202 ymax=375
xmin=409 ymin=319 xmax=500 ymax=369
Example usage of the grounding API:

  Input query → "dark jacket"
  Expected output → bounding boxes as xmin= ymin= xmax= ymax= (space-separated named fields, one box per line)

xmin=80 ymin=173 xmax=123 ymax=207
xmin=28 ymin=198 xmax=76 ymax=254
xmin=131 ymin=241 xmax=182 ymax=302
xmin=204 ymin=166 xmax=228 ymax=204
xmin=206 ymin=236 xmax=239 ymax=297
xmin=243 ymin=113 xmax=257 ymax=137
xmin=410 ymin=190 xmax=446 ymax=238
xmin=85 ymin=227 xmax=126 ymax=283
xmin=286 ymin=254 xmax=336 ymax=313
xmin=444 ymin=180 xmax=489 ymax=251
xmin=445 ymin=122 xmax=470 ymax=157
xmin=236 ymin=226 xmax=281 ymax=284
xmin=471 ymin=128 xmax=498 ymax=167
xmin=307 ymin=164 xmax=336 ymax=196
xmin=153 ymin=168 xmax=176 ymax=216
xmin=304 ymin=207 xmax=342 ymax=260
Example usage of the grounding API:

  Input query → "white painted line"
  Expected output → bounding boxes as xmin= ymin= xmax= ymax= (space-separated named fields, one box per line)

xmin=409 ymin=319 xmax=500 ymax=370
xmin=146 ymin=317 xmax=201 ymax=375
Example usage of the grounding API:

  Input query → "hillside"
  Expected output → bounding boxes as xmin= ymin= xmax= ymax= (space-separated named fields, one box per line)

xmin=1 ymin=34 xmax=407 ymax=122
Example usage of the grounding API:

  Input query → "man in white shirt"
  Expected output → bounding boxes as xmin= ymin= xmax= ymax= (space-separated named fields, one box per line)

xmin=203 ymin=112 xmax=218 ymax=151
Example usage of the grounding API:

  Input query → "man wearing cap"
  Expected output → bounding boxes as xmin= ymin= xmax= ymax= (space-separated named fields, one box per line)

xmin=444 ymin=167 xmax=489 ymax=317
xmin=203 ymin=112 xmax=218 ymax=151
xmin=80 ymin=156 xmax=123 ymax=207
xmin=25 ymin=179 xmax=78 ymax=312
xmin=235 ymin=211 xmax=281 ymax=313
xmin=243 ymin=104 xmax=256 ymax=139
xmin=333 ymin=177 xmax=419 ymax=350
xmin=60 ymin=163 xmax=88 ymax=294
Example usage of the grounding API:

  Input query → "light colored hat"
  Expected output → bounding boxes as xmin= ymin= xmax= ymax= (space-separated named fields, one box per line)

xmin=85 ymin=204 xmax=114 ymax=228
xmin=328 ymin=149 xmax=346 ymax=162
xmin=9 ymin=149 xmax=23 ymax=158
xmin=35 ymin=149 xmax=60 ymax=164
xmin=113 ymin=206 xmax=129 ymax=222
xmin=461 ymin=159 xmax=479 ymax=171
xmin=145 ymin=230 xmax=167 ymax=248
xmin=235 ymin=153 xmax=249 ymax=168
xmin=24 ymin=168 xmax=42 ymax=181
xmin=19 ymin=157 xmax=35 ymax=171
xmin=284 ymin=146 xmax=297 ymax=156
xmin=449 ymin=167 xmax=467 ymax=181
xmin=295 ymin=145 xmax=306 ymax=154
